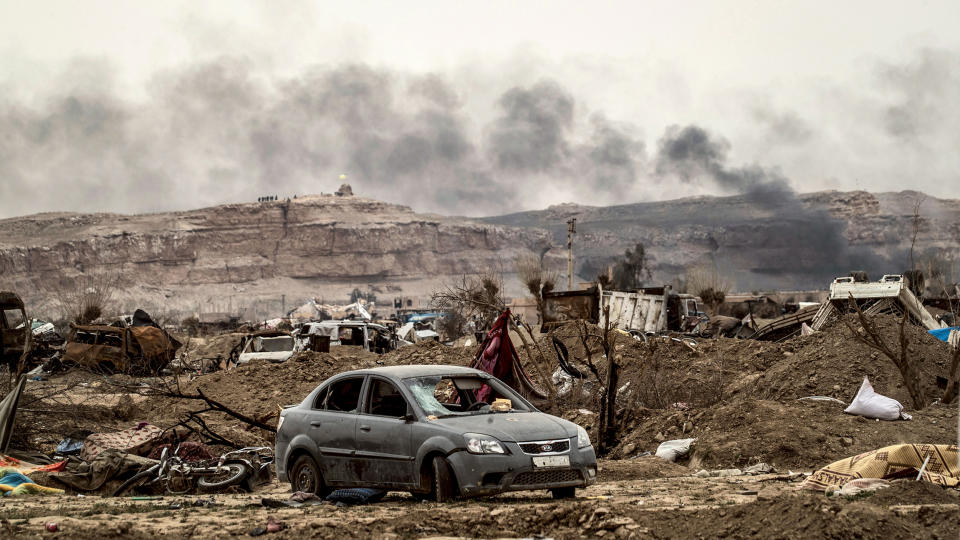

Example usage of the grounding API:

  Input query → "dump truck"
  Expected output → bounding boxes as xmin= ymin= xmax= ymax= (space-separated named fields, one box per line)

xmin=598 ymin=285 xmax=702 ymax=334
xmin=542 ymin=285 xmax=702 ymax=334
xmin=810 ymin=274 xmax=945 ymax=331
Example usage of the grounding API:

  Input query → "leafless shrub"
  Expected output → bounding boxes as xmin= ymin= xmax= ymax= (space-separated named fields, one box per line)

xmin=515 ymin=254 xmax=559 ymax=323
xmin=686 ymin=262 xmax=732 ymax=315
xmin=45 ymin=273 xmax=118 ymax=325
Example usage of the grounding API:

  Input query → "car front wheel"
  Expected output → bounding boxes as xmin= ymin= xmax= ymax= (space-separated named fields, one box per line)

xmin=432 ymin=456 xmax=458 ymax=502
xmin=290 ymin=455 xmax=328 ymax=496
xmin=551 ymin=487 xmax=577 ymax=499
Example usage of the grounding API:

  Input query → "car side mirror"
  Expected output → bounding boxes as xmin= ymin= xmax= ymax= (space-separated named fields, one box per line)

xmin=402 ymin=413 xmax=416 ymax=423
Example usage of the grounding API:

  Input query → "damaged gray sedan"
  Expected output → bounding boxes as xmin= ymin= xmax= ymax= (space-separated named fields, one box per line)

xmin=275 ymin=365 xmax=597 ymax=501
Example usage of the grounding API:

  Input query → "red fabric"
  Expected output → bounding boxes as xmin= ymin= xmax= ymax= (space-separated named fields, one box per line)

xmin=470 ymin=310 xmax=547 ymax=404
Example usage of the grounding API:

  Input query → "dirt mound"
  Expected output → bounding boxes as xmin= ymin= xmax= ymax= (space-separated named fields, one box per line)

xmin=866 ymin=479 xmax=960 ymax=506
xmin=751 ymin=313 xmax=953 ymax=405
xmin=379 ymin=339 xmax=476 ymax=366
xmin=610 ymin=398 xmax=958 ymax=469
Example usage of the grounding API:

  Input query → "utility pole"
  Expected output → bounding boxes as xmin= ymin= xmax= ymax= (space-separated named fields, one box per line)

xmin=566 ymin=218 xmax=577 ymax=290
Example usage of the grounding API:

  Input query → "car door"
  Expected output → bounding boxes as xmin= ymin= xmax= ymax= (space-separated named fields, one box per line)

xmin=354 ymin=377 xmax=415 ymax=486
xmin=305 ymin=376 xmax=364 ymax=485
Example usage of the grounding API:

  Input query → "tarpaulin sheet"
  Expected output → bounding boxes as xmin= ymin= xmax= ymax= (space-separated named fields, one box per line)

xmin=928 ymin=326 xmax=959 ymax=342
xmin=0 ymin=375 xmax=25 ymax=453
xmin=800 ymin=444 xmax=959 ymax=491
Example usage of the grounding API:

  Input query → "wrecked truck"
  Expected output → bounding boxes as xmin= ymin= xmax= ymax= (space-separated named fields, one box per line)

xmin=0 ymin=291 xmax=29 ymax=372
xmin=63 ymin=315 xmax=181 ymax=375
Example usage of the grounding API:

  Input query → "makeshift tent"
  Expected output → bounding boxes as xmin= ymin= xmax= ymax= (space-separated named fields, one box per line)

xmin=0 ymin=376 xmax=25 ymax=453
xmin=800 ymin=444 xmax=959 ymax=491
xmin=470 ymin=310 xmax=548 ymax=405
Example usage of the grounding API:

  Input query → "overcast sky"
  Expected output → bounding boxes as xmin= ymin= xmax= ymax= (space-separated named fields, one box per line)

xmin=1 ymin=1 xmax=958 ymax=217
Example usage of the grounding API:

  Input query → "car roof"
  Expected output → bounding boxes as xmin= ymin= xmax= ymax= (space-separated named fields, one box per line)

xmin=334 ymin=364 xmax=485 ymax=379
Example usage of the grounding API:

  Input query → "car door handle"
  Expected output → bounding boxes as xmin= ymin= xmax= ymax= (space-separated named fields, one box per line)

xmin=359 ymin=425 xmax=371 ymax=432
xmin=309 ymin=421 xmax=323 ymax=427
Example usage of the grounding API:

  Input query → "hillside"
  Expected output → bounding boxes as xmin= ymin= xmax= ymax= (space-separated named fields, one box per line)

xmin=0 ymin=192 xmax=554 ymax=318
xmin=1 ymin=189 xmax=957 ymax=320
xmin=483 ymin=190 xmax=960 ymax=290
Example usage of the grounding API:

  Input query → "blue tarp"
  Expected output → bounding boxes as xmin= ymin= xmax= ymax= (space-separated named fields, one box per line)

xmin=928 ymin=327 xmax=959 ymax=342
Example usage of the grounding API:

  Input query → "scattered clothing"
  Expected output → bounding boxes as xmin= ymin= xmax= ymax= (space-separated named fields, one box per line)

xmin=0 ymin=469 xmax=64 ymax=496
xmin=56 ymin=438 xmax=84 ymax=455
xmin=0 ymin=454 xmax=66 ymax=474
xmin=928 ymin=326 xmax=959 ymax=342
xmin=325 ymin=488 xmax=387 ymax=505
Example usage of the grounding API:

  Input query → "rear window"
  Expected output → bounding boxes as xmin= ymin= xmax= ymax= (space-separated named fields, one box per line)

xmin=323 ymin=377 xmax=364 ymax=412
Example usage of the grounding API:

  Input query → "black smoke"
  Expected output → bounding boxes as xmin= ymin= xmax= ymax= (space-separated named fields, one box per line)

xmin=654 ymin=124 xmax=901 ymax=281
xmin=0 ymin=62 xmax=649 ymax=218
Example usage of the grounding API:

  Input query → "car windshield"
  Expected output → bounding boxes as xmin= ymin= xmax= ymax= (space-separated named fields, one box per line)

xmin=403 ymin=375 xmax=531 ymax=417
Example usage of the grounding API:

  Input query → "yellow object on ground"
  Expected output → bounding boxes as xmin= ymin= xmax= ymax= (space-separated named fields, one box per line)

xmin=0 ymin=467 xmax=64 ymax=496
xmin=800 ymin=444 xmax=959 ymax=491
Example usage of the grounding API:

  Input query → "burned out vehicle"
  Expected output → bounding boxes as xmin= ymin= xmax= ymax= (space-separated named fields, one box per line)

xmin=296 ymin=320 xmax=399 ymax=354
xmin=276 ymin=365 xmax=597 ymax=501
xmin=63 ymin=310 xmax=181 ymax=374
xmin=236 ymin=330 xmax=296 ymax=364
xmin=0 ymin=291 xmax=29 ymax=371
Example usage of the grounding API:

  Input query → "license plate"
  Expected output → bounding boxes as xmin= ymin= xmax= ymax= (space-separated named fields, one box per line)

xmin=532 ymin=455 xmax=570 ymax=468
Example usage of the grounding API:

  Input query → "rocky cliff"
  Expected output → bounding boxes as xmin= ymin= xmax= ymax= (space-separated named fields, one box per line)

xmin=0 ymin=193 xmax=553 ymax=318
xmin=2 ymin=189 xmax=957 ymax=320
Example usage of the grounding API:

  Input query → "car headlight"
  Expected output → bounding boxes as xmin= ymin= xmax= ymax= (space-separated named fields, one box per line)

xmin=464 ymin=433 xmax=506 ymax=454
xmin=277 ymin=415 xmax=284 ymax=432
xmin=576 ymin=425 xmax=591 ymax=449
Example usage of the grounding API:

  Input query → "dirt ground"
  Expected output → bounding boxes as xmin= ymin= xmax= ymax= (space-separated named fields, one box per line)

xmin=5 ymin=314 xmax=959 ymax=538
xmin=2 ymin=457 xmax=957 ymax=539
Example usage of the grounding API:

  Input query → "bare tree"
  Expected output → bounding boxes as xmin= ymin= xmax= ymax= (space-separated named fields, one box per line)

xmin=840 ymin=298 xmax=926 ymax=409
xmin=515 ymin=254 xmax=559 ymax=325
xmin=45 ymin=273 xmax=118 ymax=325
xmin=570 ymin=308 xmax=620 ymax=454
xmin=611 ymin=242 xmax=652 ymax=290
xmin=431 ymin=269 xmax=556 ymax=406
xmin=686 ymin=261 xmax=733 ymax=315
xmin=430 ymin=270 xmax=506 ymax=331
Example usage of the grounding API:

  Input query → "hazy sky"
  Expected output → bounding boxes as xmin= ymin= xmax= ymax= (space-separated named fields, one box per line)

xmin=1 ymin=1 xmax=958 ymax=217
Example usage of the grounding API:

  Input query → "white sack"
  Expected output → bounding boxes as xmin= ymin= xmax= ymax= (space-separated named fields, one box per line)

xmin=655 ymin=438 xmax=696 ymax=462
xmin=843 ymin=376 xmax=911 ymax=420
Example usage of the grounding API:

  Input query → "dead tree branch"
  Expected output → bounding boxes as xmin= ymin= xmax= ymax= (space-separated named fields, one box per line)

xmin=840 ymin=295 xmax=925 ymax=409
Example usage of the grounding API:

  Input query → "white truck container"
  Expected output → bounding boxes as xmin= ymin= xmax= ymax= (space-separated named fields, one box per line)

xmin=597 ymin=285 xmax=701 ymax=334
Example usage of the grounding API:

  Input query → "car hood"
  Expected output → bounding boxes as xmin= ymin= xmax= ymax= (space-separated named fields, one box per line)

xmin=433 ymin=412 xmax=576 ymax=443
